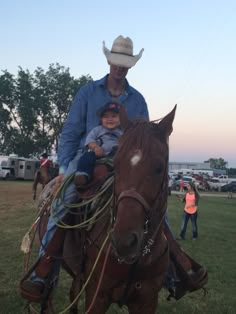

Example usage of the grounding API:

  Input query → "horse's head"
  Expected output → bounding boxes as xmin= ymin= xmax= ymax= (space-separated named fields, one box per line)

xmin=111 ymin=105 xmax=176 ymax=264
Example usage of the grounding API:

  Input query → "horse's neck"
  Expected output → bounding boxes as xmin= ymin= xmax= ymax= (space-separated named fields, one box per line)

xmin=87 ymin=210 xmax=112 ymax=246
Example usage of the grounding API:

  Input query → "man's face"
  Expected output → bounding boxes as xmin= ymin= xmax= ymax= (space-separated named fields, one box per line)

xmin=109 ymin=63 xmax=130 ymax=80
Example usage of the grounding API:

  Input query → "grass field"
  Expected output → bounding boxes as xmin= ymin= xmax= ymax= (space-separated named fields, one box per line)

xmin=0 ymin=181 xmax=235 ymax=314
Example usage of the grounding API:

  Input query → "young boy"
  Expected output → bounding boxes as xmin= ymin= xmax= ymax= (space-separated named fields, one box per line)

xmin=74 ymin=102 xmax=122 ymax=186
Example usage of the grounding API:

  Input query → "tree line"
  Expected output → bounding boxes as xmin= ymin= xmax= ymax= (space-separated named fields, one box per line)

xmin=0 ymin=63 xmax=92 ymax=158
xmin=1 ymin=64 xmax=234 ymax=172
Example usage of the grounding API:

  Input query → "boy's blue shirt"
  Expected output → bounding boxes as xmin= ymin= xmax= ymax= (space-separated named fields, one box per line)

xmin=85 ymin=125 xmax=123 ymax=155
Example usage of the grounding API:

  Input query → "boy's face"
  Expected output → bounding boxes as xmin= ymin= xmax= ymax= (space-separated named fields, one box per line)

xmin=101 ymin=111 xmax=120 ymax=129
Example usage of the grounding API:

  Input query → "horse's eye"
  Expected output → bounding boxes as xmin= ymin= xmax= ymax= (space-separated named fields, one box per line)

xmin=155 ymin=164 xmax=163 ymax=175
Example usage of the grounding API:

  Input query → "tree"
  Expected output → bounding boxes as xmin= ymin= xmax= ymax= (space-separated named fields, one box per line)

xmin=204 ymin=158 xmax=228 ymax=169
xmin=0 ymin=64 xmax=92 ymax=157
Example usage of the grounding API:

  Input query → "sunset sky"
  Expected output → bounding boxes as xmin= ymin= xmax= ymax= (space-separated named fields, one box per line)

xmin=1 ymin=0 xmax=235 ymax=166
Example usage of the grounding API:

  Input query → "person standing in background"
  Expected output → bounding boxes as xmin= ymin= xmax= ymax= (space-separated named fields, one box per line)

xmin=177 ymin=182 xmax=200 ymax=240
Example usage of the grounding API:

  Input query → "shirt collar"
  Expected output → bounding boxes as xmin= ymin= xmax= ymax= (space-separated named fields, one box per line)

xmin=96 ymin=74 xmax=132 ymax=94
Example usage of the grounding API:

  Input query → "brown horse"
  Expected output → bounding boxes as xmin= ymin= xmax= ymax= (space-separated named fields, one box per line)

xmin=32 ymin=165 xmax=58 ymax=200
xmin=29 ymin=105 xmax=176 ymax=313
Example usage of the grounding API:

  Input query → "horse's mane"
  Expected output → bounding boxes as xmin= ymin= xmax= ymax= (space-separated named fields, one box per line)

xmin=116 ymin=119 xmax=166 ymax=160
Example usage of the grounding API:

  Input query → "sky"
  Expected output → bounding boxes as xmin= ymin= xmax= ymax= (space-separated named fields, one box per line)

xmin=1 ymin=0 xmax=236 ymax=167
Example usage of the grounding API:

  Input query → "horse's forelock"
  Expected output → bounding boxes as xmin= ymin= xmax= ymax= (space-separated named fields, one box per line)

xmin=117 ymin=120 xmax=167 ymax=160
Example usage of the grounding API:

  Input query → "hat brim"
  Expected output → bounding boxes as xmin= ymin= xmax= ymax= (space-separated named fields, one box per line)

xmin=103 ymin=42 xmax=144 ymax=68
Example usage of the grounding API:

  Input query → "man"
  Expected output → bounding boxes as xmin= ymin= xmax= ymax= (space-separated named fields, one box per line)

xmin=20 ymin=35 xmax=148 ymax=301
xmin=39 ymin=152 xmax=53 ymax=178
xmin=40 ymin=153 xmax=51 ymax=167
xmin=20 ymin=35 xmax=207 ymax=302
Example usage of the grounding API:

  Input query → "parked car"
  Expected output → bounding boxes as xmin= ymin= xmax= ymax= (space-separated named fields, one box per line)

xmin=221 ymin=181 xmax=236 ymax=192
xmin=207 ymin=178 xmax=225 ymax=192
xmin=174 ymin=176 xmax=200 ymax=191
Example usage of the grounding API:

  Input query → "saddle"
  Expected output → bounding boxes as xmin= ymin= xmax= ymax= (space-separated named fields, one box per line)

xmin=76 ymin=161 xmax=114 ymax=200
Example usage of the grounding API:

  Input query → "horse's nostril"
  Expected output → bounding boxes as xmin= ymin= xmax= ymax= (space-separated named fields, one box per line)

xmin=126 ymin=233 xmax=138 ymax=248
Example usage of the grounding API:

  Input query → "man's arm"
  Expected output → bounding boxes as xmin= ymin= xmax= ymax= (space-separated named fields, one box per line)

xmin=58 ymin=85 xmax=88 ymax=174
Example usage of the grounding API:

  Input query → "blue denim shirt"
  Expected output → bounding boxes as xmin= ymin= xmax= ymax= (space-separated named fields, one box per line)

xmin=58 ymin=74 xmax=149 ymax=173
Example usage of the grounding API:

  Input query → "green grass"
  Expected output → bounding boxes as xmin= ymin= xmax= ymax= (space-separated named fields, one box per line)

xmin=0 ymin=181 xmax=235 ymax=313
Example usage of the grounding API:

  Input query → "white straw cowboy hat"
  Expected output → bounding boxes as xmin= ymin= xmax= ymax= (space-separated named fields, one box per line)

xmin=103 ymin=35 xmax=144 ymax=68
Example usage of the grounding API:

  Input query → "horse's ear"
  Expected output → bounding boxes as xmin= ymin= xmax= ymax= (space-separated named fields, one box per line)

xmin=158 ymin=104 xmax=177 ymax=137
xmin=119 ymin=104 xmax=133 ymax=131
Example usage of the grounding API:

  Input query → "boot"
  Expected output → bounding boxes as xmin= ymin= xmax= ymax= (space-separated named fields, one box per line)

xmin=164 ymin=223 xmax=208 ymax=300
xmin=20 ymin=226 xmax=66 ymax=303
xmin=74 ymin=174 xmax=89 ymax=187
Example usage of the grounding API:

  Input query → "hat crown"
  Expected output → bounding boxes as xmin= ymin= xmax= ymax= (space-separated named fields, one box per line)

xmin=103 ymin=35 xmax=144 ymax=68
xmin=111 ymin=36 xmax=133 ymax=56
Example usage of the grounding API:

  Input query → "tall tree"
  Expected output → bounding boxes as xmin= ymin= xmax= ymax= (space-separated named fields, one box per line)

xmin=204 ymin=158 xmax=228 ymax=169
xmin=0 ymin=64 xmax=92 ymax=157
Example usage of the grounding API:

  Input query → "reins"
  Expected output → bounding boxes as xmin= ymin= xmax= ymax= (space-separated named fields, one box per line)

xmin=114 ymin=156 xmax=169 ymax=258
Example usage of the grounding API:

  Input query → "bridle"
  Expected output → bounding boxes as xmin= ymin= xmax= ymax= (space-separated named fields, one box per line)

xmin=112 ymin=156 xmax=169 ymax=258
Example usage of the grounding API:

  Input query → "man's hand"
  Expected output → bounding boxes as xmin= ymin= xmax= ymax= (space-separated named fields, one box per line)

xmin=52 ymin=173 xmax=64 ymax=195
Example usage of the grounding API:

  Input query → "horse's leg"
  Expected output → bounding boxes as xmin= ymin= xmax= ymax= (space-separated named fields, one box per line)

xmin=126 ymin=282 xmax=161 ymax=314
xmin=69 ymin=274 xmax=82 ymax=314
xmin=85 ymin=289 xmax=111 ymax=314
xmin=33 ymin=182 xmax=37 ymax=200
xmin=127 ymin=295 xmax=158 ymax=314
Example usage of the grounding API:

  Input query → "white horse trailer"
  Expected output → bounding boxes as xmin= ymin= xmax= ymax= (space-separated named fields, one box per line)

xmin=0 ymin=155 xmax=39 ymax=180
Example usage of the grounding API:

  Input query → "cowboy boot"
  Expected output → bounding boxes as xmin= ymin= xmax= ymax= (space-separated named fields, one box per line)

xmin=20 ymin=226 xmax=66 ymax=303
xmin=163 ymin=223 xmax=208 ymax=300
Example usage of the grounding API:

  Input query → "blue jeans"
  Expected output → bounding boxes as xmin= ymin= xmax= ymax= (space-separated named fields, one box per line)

xmin=76 ymin=151 xmax=97 ymax=179
xmin=180 ymin=211 xmax=198 ymax=239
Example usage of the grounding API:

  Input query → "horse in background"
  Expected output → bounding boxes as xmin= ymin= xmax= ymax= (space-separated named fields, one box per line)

xmin=32 ymin=165 xmax=58 ymax=200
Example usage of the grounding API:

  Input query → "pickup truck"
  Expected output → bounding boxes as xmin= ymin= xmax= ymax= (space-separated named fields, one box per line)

xmin=0 ymin=166 xmax=11 ymax=179
xmin=213 ymin=175 xmax=234 ymax=184
xmin=207 ymin=178 xmax=226 ymax=191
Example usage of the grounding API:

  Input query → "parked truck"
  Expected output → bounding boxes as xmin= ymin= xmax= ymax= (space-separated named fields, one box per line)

xmin=213 ymin=175 xmax=233 ymax=184
xmin=0 ymin=166 xmax=12 ymax=179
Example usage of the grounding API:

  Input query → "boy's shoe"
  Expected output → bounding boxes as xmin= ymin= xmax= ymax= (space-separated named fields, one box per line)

xmin=74 ymin=174 xmax=88 ymax=187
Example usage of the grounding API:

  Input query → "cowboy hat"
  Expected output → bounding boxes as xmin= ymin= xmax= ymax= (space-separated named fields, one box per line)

xmin=103 ymin=35 xmax=144 ymax=68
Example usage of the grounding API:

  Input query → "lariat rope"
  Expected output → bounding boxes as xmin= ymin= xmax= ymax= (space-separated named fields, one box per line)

xmin=57 ymin=234 xmax=111 ymax=314
xmin=21 ymin=173 xmax=113 ymax=314
xmin=53 ymin=174 xmax=114 ymax=229
xmin=21 ymin=174 xmax=114 ymax=254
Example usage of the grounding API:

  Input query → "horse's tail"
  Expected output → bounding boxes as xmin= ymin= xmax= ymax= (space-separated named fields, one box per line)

xmin=32 ymin=170 xmax=40 ymax=200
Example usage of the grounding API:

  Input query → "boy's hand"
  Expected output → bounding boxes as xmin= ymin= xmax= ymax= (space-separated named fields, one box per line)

xmin=94 ymin=146 xmax=104 ymax=157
